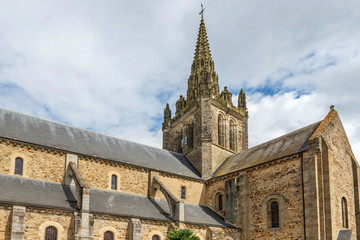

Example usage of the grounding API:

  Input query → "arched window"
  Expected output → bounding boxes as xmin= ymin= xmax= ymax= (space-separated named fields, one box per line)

xmin=342 ymin=197 xmax=349 ymax=228
xmin=45 ymin=226 xmax=57 ymax=240
xmin=187 ymin=122 xmax=194 ymax=150
xmin=176 ymin=129 xmax=183 ymax=153
xmin=14 ymin=157 xmax=23 ymax=175
xmin=104 ymin=231 xmax=114 ymax=240
xmin=270 ymin=201 xmax=280 ymax=228
xmin=218 ymin=194 xmax=223 ymax=211
xmin=181 ymin=186 xmax=186 ymax=199
xmin=218 ymin=115 xmax=225 ymax=147
xmin=152 ymin=235 xmax=160 ymax=240
xmin=111 ymin=175 xmax=117 ymax=190
xmin=229 ymin=120 xmax=237 ymax=152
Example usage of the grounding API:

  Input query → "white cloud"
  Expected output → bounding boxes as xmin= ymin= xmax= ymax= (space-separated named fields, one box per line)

xmin=0 ymin=0 xmax=359 ymax=160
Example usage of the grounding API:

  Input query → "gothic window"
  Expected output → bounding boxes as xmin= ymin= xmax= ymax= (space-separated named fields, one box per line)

xmin=217 ymin=193 xmax=223 ymax=211
xmin=152 ymin=235 xmax=160 ymax=240
xmin=342 ymin=197 xmax=349 ymax=228
xmin=111 ymin=174 xmax=117 ymax=190
xmin=225 ymin=178 xmax=238 ymax=222
xmin=270 ymin=201 xmax=280 ymax=228
xmin=176 ymin=129 xmax=183 ymax=153
xmin=181 ymin=186 xmax=186 ymax=199
xmin=45 ymin=226 xmax=57 ymax=240
xmin=218 ymin=115 xmax=225 ymax=147
xmin=14 ymin=157 xmax=23 ymax=175
xmin=229 ymin=120 xmax=237 ymax=152
xmin=104 ymin=231 xmax=114 ymax=240
xmin=187 ymin=122 xmax=194 ymax=150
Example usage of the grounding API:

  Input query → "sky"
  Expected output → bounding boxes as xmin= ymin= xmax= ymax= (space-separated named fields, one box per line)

xmin=0 ymin=0 xmax=359 ymax=160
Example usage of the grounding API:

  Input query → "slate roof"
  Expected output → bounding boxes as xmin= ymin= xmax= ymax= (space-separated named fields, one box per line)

xmin=214 ymin=121 xmax=322 ymax=177
xmin=0 ymin=108 xmax=200 ymax=179
xmin=0 ymin=175 xmax=232 ymax=227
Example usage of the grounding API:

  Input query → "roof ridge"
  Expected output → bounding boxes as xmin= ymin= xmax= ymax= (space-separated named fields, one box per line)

xmin=0 ymin=107 xmax=184 ymax=157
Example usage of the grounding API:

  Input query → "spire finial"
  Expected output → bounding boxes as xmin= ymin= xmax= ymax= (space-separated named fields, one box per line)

xmin=199 ymin=3 xmax=205 ymax=19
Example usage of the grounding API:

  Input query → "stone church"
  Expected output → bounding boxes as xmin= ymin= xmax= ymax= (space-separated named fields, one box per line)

xmin=0 ymin=14 xmax=359 ymax=240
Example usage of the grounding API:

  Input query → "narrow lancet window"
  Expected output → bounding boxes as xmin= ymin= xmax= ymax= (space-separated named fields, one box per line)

xmin=187 ymin=122 xmax=194 ymax=150
xmin=229 ymin=120 xmax=237 ymax=152
xmin=342 ymin=197 xmax=349 ymax=228
xmin=176 ymin=129 xmax=183 ymax=153
xmin=218 ymin=194 xmax=223 ymax=211
xmin=181 ymin=186 xmax=186 ymax=199
xmin=111 ymin=174 xmax=117 ymax=190
xmin=271 ymin=201 xmax=280 ymax=228
xmin=218 ymin=115 xmax=225 ymax=147
xmin=14 ymin=157 xmax=23 ymax=175
xmin=45 ymin=226 xmax=57 ymax=240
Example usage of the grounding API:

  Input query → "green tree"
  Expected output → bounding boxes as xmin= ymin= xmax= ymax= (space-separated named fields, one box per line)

xmin=166 ymin=229 xmax=200 ymax=240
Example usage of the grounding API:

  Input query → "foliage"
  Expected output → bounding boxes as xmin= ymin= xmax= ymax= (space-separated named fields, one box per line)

xmin=166 ymin=229 xmax=200 ymax=240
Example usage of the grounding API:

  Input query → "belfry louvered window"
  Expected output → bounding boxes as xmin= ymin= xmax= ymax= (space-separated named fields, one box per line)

xmin=45 ymin=226 xmax=57 ymax=240
xmin=271 ymin=201 xmax=280 ymax=228
xmin=104 ymin=231 xmax=114 ymax=240
xmin=14 ymin=157 xmax=23 ymax=175
xmin=218 ymin=115 xmax=225 ymax=147
xmin=229 ymin=120 xmax=237 ymax=152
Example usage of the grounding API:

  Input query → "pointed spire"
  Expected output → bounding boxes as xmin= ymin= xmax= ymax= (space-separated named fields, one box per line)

xmin=186 ymin=12 xmax=219 ymax=104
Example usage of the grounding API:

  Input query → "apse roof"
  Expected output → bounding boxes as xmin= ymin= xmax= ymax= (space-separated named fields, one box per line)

xmin=0 ymin=108 xmax=200 ymax=179
xmin=214 ymin=121 xmax=322 ymax=177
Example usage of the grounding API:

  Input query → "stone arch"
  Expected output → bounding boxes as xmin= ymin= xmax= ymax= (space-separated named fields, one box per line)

xmin=211 ymin=188 xmax=225 ymax=213
xmin=99 ymin=226 xmax=119 ymax=240
xmin=148 ymin=230 xmax=165 ymax=240
xmin=260 ymin=194 xmax=289 ymax=229
xmin=39 ymin=221 xmax=64 ymax=239
xmin=224 ymin=237 xmax=234 ymax=240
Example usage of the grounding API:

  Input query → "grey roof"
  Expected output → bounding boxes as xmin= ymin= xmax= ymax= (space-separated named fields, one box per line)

xmin=0 ymin=108 xmax=200 ymax=178
xmin=214 ymin=121 xmax=321 ymax=177
xmin=0 ymin=175 xmax=231 ymax=227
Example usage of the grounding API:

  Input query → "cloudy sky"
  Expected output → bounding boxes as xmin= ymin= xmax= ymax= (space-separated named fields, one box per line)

xmin=0 ymin=0 xmax=359 ymax=159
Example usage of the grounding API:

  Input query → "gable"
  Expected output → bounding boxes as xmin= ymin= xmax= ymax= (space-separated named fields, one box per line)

xmin=214 ymin=121 xmax=321 ymax=177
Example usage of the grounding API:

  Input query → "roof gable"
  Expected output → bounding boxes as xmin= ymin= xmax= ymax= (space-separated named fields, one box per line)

xmin=214 ymin=121 xmax=321 ymax=177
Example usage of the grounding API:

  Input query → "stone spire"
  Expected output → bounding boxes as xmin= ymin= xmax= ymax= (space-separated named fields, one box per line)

xmin=186 ymin=17 xmax=219 ymax=104
xmin=238 ymin=88 xmax=246 ymax=109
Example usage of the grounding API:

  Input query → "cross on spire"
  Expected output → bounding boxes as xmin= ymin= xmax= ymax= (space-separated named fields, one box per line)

xmin=199 ymin=3 xmax=205 ymax=19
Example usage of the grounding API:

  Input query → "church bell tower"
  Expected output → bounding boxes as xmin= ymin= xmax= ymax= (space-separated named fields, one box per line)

xmin=162 ymin=11 xmax=248 ymax=179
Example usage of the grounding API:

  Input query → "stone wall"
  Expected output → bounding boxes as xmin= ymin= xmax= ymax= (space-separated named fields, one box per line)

xmin=24 ymin=208 xmax=74 ymax=240
xmin=316 ymin=111 xmax=358 ymax=238
xmin=246 ymin=156 xmax=304 ymax=239
xmin=78 ymin=157 xmax=149 ymax=196
xmin=0 ymin=205 xmax=11 ymax=240
xmin=93 ymin=215 xmax=129 ymax=239
xmin=155 ymin=173 xmax=206 ymax=204
xmin=0 ymin=140 xmax=65 ymax=183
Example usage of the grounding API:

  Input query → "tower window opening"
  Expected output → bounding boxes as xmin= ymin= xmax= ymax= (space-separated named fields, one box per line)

xmin=229 ymin=121 xmax=237 ymax=152
xmin=218 ymin=115 xmax=225 ymax=147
